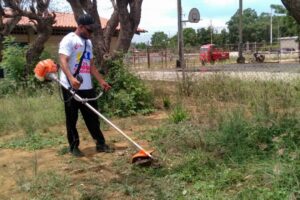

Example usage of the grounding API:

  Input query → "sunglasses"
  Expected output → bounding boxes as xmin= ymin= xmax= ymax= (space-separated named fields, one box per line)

xmin=85 ymin=26 xmax=93 ymax=33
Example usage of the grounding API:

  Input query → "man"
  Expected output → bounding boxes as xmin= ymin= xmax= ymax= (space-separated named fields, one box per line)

xmin=59 ymin=13 xmax=113 ymax=157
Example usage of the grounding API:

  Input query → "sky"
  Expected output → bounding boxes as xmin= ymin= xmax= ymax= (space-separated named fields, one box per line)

xmin=52 ymin=0 xmax=283 ymax=43
xmin=96 ymin=0 xmax=283 ymax=43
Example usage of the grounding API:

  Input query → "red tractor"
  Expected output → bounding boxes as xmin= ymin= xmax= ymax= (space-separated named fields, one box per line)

xmin=199 ymin=44 xmax=229 ymax=65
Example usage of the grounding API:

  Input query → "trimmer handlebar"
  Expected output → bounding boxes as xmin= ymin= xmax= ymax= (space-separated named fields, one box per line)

xmin=46 ymin=73 xmax=103 ymax=102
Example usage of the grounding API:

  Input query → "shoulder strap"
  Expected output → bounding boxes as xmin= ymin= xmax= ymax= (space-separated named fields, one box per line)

xmin=73 ymin=39 xmax=87 ymax=77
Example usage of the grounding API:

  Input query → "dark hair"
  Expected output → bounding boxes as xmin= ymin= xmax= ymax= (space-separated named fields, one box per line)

xmin=77 ymin=14 xmax=95 ymax=26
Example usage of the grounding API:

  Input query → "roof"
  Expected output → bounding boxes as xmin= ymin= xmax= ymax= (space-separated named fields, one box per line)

xmin=200 ymin=44 xmax=215 ymax=48
xmin=278 ymin=36 xmax=298 ymax=41
xmin=17 ymin=12 xmax=115 ymax=29
xmin=4 ymin=10 xmax=146 ymax=33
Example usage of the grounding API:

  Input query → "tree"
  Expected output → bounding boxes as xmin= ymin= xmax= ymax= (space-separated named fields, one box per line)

xmin=227 ymin=6 xmax=299 ymax=44
xmin=168 ymin=34 xmax=177 ymax=49
xmin=150 ymin=31 xmax=168 ymax=48
xmin=134 ymin=42 xmax=147 ymax=50
xmin=214 ymin=28 xmax=229 ymax=46
xmin=66 ymin=0 xmax=143 ymax=69
xmin=196 ymin=28 xmax=211 ymax=45
xmin=282 ymin=0 xmax=300 ymax=23
xmin=0 ymin=1 xmax=21 ymax=61
xmin=2 ymin=0 xmax=56 ymax=77
xmin=227 ymin=8 xmax=258 ymax=43
xmin=183 ymin=28 xmax=197 ymax=47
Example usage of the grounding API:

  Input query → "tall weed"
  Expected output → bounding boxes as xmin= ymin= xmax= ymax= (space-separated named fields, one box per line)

xmin=169 ymin=104 xmax=189 ymax=124
xmin=98 ymin=59 xmax=154 ymax=117
xmin=215 ymin=109 xmax=299 ymax=163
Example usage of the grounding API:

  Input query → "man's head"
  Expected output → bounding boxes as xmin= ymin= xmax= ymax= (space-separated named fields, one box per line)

xmin=76 ymin=14 xmax=99 ymax=39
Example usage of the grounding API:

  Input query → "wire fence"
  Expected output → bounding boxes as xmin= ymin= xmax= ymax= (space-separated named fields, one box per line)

xmin=125 ymin=42 xmax=300 ymax=70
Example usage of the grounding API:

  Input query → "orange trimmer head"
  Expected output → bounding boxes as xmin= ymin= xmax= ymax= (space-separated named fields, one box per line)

xmin=132 ymin=150 xmax=154 ymax=166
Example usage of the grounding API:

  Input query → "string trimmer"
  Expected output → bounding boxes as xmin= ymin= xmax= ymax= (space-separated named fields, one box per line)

xmin=34 ymin=59 xmax=153 ymax=166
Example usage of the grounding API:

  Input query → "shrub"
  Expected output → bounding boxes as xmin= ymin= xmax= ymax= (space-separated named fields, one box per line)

xmin=162 ymin=96 xmax=171 ymax=109
xmin=1 ymin=36 xmax=27 ymax=83
xmin=97 ymin=59 xmax=154 ymax=117
xmin=0 ymin=36 xmax=55 ymax=96
xmin=169 ymin=104 xmax=189 ymax=124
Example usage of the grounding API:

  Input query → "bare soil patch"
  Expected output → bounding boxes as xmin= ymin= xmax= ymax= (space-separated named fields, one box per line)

xmin=0 ymin=111 xmax=168 ymax=199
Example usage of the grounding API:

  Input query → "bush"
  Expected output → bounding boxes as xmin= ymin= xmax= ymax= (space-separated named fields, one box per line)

xmin=97 ymin=59 xmax=154 ymax=117
xmin=0 ymin=36 xmax=55 ymax=96
xmin=1 ymin=36 xmax=27 ymax=83
xmin=169 ymin=104 xmax=189 ymax=124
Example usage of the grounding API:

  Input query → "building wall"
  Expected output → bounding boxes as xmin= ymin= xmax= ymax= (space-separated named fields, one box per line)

xmin=279 ymin=37 xmax=299 ymax=51
xmin=11 ymin=32 xmax=119 ymax=57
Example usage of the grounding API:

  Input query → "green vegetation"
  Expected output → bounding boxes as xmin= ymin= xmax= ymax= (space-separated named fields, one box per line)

xmin=124 ymin=77 xmax=300 ymax=200
xmin=0 ymin=92 xmax=65 ymax=150
xmin=0 ymin=72 xmax=299 ymax=199
xmin=150 ymin=31 xmax=169 ymax=48
xmin=0 ymin=36 xmax=56 ymax=96
xmin=0 ymin=37 xmax=155 ymax=117
xmin=168 ymin=104 xmax=189 ymax=124
xmin=17 ymin=171 xmax=71 ymax=199
xmin=98 ymin=59 xmax=154 ymax=117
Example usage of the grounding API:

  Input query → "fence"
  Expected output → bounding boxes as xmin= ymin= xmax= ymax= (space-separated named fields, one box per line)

xmin=125 ymin=43 xmax=300 ymax=70
xmin=124 ymin=47 xmax=205 ymax=70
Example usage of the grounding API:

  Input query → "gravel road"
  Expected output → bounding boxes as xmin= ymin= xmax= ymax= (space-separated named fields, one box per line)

xmin=134 ymin=63 xmax=300 ymax=82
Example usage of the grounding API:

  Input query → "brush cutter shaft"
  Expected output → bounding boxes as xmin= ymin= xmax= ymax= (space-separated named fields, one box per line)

xmin=47 ymin=73 xmax=153 ymax=159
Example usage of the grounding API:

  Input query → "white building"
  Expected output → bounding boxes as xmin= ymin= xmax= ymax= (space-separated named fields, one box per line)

xmin=278 ymin=36 xmax=299 ymax=52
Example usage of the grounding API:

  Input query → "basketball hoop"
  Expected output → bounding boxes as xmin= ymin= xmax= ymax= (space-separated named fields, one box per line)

xmin=188 ymin=8 xmax=200 ymax=23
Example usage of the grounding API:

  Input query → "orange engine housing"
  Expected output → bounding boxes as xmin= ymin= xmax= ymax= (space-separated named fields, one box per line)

xmin=34 ymin=59 xmax=58 ymax=81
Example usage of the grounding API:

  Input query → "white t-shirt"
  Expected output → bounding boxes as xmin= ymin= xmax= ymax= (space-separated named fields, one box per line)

xmin=59 ymin=32 xmax=93 ymax=90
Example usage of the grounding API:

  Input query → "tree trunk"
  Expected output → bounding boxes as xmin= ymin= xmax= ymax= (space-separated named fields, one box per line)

xmin=67 ymin=0 xmax=143 ymax=71
xmin=25 ymin=16 xmax=55 ymax=75
xmin=282 ymin=0 xmax=300 ymax=23
xmin=115 ymin=0 xmax=142 ymax=53
xmin=67 ymin=0 xmax=107 ymax=68
xmin=104 ymin=10 xmax=119 ymax=53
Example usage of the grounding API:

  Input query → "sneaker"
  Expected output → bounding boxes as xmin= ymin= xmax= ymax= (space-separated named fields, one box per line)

xmin=70 ymin=147 xmax=84 ymax=157
xmin=96 ymin=144 xmax=114 ymax=153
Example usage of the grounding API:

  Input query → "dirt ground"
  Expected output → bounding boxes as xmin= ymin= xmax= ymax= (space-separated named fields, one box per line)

xmin=0 ymin=111 xmax=168 ymax=199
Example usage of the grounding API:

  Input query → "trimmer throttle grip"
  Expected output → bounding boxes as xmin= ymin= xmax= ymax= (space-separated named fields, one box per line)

xmin=75 ymin=74 xmax=83 ymax=84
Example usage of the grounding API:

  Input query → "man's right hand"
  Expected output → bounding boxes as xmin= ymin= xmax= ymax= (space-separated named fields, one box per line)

xmin=70 ymin=76 xmax=81 ymax=90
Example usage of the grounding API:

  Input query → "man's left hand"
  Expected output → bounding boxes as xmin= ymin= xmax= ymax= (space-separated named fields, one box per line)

xmin=100 ymin=80 xmax=111 ymax=92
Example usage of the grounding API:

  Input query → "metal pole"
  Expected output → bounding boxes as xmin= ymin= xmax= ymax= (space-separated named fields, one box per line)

xmin=270 ymin=8 xmax=273 ymax=45
xmin=210 ymin=19 xmax=213 ymax=44
xmin=237 ymin=0 xmax=245 ymax=63
xmin=147 ymin=47 xmax=150 ymax=69
xmin=177 ymin=0 xmax=184 ymax=68
xmin=177 ymin=0 xmax=186 ymax=78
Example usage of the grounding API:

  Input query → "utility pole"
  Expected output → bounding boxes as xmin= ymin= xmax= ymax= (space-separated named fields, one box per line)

xmin=177 ymin=0 xmax=186 ymax=79
xmin=270 ymin=7 xmax=273 ymax=45
xmin=237 ymin=0 xmax=245 ymax=63
xmin=210 ymin=19 xmax=213 ymax=44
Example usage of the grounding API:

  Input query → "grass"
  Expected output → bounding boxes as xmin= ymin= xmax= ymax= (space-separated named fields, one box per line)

xmin=0 ymin=90 xmax=64 ymax=134
xmin=0 ymin=91 xmax=66 ymax=150
xmin=125 ymin=76 xmax=300 ymax=199
xmin=18 ymin=171 xmax=72 ymax=199
xmin=0 ymin=75 xmax=299 ymax=199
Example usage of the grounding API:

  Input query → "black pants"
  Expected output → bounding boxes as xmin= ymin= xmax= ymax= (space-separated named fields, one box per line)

xmin=62 ymin=87 xmax=105 ymax=150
